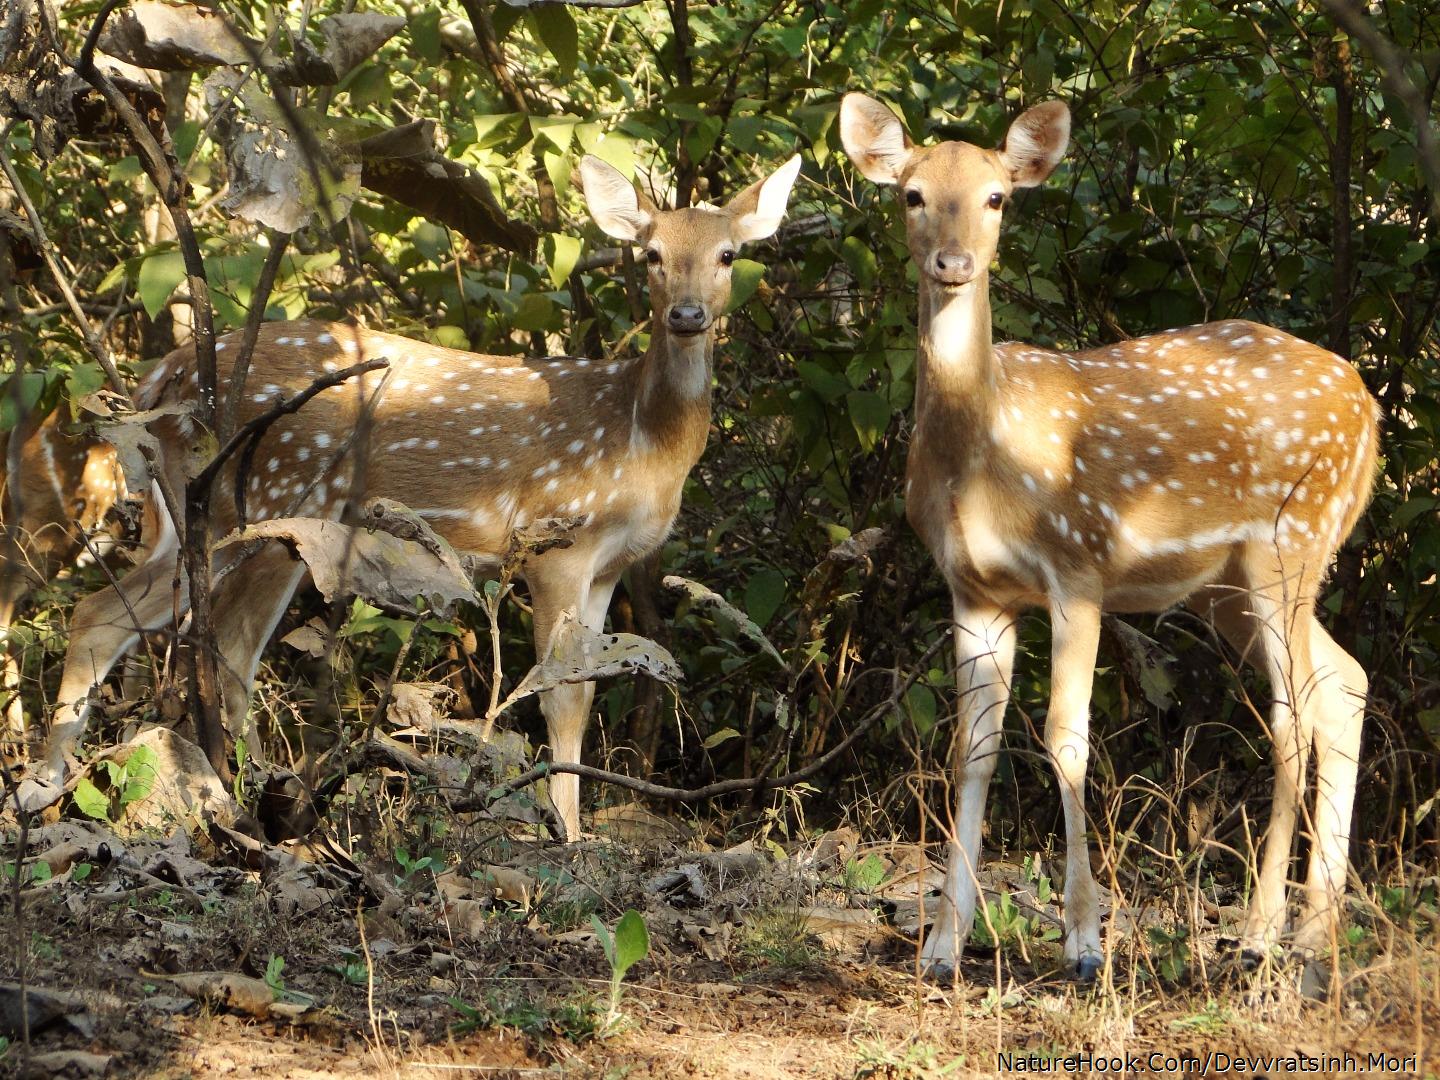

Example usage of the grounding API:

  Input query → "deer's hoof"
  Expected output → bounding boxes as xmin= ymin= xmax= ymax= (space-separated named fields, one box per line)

xmin=1074 ymin=955 xmax=1103 ymax=982
xmin=920 ymin=957 xmax=959 ymax=986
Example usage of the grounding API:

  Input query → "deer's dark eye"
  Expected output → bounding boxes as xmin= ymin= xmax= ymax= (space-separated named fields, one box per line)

xmin=905 ymin=189 xmax=924 ymax=208
xmin=987 ymin=192 xmax=1005 ymax=209
xmin=719 ymin=250 xmax=735 ymax=267
xmin=646 ymin=249 xmax=662 ymax=265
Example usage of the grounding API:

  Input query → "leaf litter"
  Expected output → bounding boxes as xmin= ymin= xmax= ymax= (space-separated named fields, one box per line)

xmin=1 ymin=717 xmax=1432 ymax=1077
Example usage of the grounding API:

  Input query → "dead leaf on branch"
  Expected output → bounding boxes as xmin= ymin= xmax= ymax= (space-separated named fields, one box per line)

xmin=216 ymin=515 xmax=478 ymax=616
xmin=98 ymin=1 xmax=259 ymax=70
xmin=507 ymin=612 xmax=681 ymax=705
xmin=74 ymin=394 xmax=191 ymax=495
xmin=274 ymin=12 xmax=406 ymax=86
xmin=206 ymin=69 xmax=360 ymax=233
xmin=357 ymin=119 xmax=538 ymax=255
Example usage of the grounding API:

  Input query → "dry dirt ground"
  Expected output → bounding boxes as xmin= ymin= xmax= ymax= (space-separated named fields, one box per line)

xmin=1 ymin=751 xmax=1436 ymax=1079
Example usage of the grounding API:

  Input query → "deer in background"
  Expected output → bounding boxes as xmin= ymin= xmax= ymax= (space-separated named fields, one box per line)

xmin=1 ymin=412 xmax=126 ymax=745
xmin=21 ymin=153 xmax=803 ymax=835
xmin=840 ymin=93 xmax=1377 ymax=980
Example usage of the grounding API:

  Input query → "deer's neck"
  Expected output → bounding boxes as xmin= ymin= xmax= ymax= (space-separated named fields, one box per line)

xmin=914 ymin=278 xmax=999 ymax=458
xmin=630 ymin=323 xmax=714 ymax=462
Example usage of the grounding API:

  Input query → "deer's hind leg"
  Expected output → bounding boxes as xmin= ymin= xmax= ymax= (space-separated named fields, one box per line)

xmin=1193 ymin=547 xmax=1325 ymax=952
xmin=1293 ymin=621 xmax=1365 ymax=953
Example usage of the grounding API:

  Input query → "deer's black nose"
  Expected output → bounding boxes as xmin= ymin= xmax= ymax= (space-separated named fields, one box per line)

xmin=933 ymin=251 xmax=975 ymax=284
xmin=667 ymin=302 xmax=708 ymax=335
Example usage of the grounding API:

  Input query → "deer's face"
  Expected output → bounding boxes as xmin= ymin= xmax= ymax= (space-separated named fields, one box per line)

xmin=581 ymin=155 xmax=802 ymax=338
xmin=840 ymin=94 xmax=1070 ymax=291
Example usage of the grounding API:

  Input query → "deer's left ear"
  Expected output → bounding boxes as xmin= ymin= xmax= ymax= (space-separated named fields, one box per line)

xmin=999 ymin=101 xmax=1070 ymax=188
xmin=727 ymin=155 xmax=802 ymax=243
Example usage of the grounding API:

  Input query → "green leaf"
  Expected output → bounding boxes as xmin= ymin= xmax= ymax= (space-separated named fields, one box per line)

xmin=429 ymin=325 xmax=469 ymax=350
xmin=409 ymin=7 xmax=442 ymax=62
xmin=118 ymin=745 xmax=159 ymax=810
xmin=347 ymin=65 xmax=392 ymax=111
xmin=845 ymin=390 xmax=891 ymax=452
xmin=109 ymin=156 xmax=143 ymax=184
xmin=841 ymin=236 xmax=877 ymax=287
xmin=590 ymin=913 xmax=615 ymax=967
xmin=531 ymin=116 xmax=579 ymax=153
xmin=0 ymin=372 xmax=47 ymax=433
xmin=903 ymin=683 xmax=937 ymax=735
xmin=845 ymin=854 xmax=887 ymax=891
xmin=743 ymin=568 xmax=786 ymax=627
xmin=29 ymin=860 xmax=52 ymax=884
xmin=545 ymin=233 xmax=583 ymax=290
xmin=71 ymin=862 xmax=93 ymax=882
xmin=725 ymin=259 xmax=765 ymax=314
xmin=543 ymin=148 xmax=573 ymax=199
xmin=528 ymin=7 xmax=578 ymax=81
xmin=473 ymin=113 xmax=522 ymax=149
xmin=66 ymin=362 xmax=107 ymax=404
xmin=72 ymin=778 xmax=111 ymax=821
xmin=137 ymin=249 xmax=186 ymax=319
xmin=702 ymin=727 xmax=741 ymax=750
xmin=796 ymin=361 xmax=849 ymax=403
xmin=1393 ymin=496 xmax=1438 ymax=529
xmin=611 ymin=909 xmax=649 ymax=980
xmin=511 ymin=293 xmax=557 ymax=332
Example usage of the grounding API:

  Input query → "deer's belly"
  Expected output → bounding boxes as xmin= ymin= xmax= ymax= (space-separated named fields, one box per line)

xmin=1100 ymin=549 xmax=1232 ymax=613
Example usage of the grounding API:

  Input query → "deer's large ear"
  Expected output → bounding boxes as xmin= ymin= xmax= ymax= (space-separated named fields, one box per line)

xmin=839 ymin=93 xmax=912 ymax=185
xmin=580 ymin=155 xmax=655 ymax=241
xmin=999 ymin=101 xmax=1070 ymax=188
xmin=726 ymin=154 xmax=802 ymax=243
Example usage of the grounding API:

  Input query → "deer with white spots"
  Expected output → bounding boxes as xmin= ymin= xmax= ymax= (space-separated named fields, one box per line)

xmin=23 ymin=153 xmax=802 ymax=834
xmin=841 ymin=93 xmax=1378 ymax=980
xmin=2 ymin=414 xmax=125 ymax=744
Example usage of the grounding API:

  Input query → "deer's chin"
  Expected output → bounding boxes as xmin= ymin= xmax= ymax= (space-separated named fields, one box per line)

xmin=930 ymin=276 xmax=976 ymax=291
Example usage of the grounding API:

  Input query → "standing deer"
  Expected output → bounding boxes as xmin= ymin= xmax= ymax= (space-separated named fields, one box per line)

xmin=1 ymin=413 xmax=125 ymax=743
xmin=840 ymin=93 xmax=1377 ymax=979
xmin=21 ymin=153 xmax=803 ymax=834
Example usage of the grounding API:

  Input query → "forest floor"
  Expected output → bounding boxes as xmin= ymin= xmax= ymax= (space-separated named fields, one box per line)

xmin=1 ymin=732 xmax=1436 ymax=1079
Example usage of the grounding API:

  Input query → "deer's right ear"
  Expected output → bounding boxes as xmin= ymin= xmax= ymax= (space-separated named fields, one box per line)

xmin=580 ymin=156 xmax=654 ymax=241
xmin=839 ymin=93 xmax=912 ymax=185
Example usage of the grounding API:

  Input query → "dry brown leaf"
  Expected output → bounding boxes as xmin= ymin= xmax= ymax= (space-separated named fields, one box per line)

xmin=471 ymin=864 xmax=535 ymax=908
xmin=99 ymin=1 xmax=257 ymax=69
xmin=441 ymin=897 xmax=491 ymax=940
xmin=592 ymin=801 xmax=688 ymax=842
xmin=162 ymin=972 xmax=278 ymax=1019
xmin=510 ymin=613 xmax=681 ymax=703
xmin=280 ymin=619 xmax=330 ymax=657
xmin=217 ymin=515 xmax=477 ymax=616
xmin=91 ymin=726 xmax=237 ymax=833
xmin=388 ymin=682 xmax=454 ymax=730
xmin=205 ymin=71 xmax=360 ymax=232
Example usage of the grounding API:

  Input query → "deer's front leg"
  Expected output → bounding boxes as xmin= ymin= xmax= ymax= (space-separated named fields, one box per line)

xmin=529 ymin=566 xmax=619 ymax=842
xmin=1045 ymin=593 xmax=1104 ymax=979
xmin=921 ymin=598 xmax=1016 ymax=981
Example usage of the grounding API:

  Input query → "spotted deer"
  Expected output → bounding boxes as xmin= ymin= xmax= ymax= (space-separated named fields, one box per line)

xmin=1 ymin=413 xmax=125 ymax=744
xmin=840 ymin=93 xmax=1378 ymax=979
xmin=22 ymin=153 xmax=803 ymax=831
